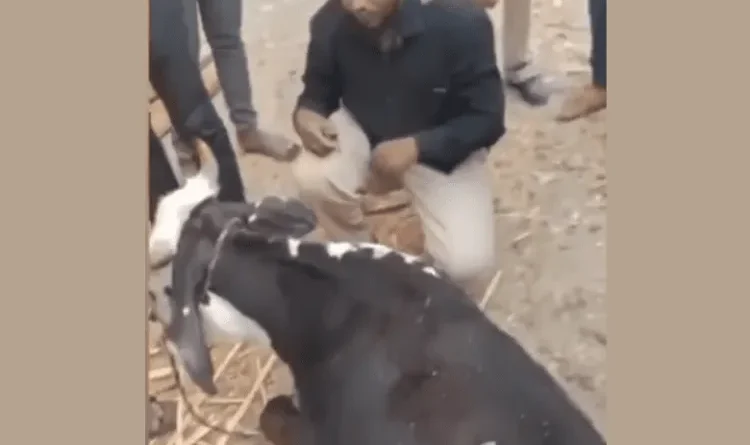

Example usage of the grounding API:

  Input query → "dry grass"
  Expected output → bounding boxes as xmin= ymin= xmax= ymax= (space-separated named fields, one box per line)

xmin=149 ymin=342 xmax=276 ymax=445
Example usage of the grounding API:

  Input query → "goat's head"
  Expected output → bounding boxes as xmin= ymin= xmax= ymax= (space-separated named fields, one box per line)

xmin=149 ymin=155 xmax=317 ymax=394
xmin=149 ymin=139 xmax=220 ymax=270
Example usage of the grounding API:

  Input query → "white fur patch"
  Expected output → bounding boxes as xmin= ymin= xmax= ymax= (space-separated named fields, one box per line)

xmin=325 ymin=241 xmax=358 ymax=259
xmin=200 ymin=291 xmax=271 ymax=346
xmin=286 ymin=238 xmax=301 ymax=257
xmin=358 ymin=242 xmax=421 ymax=264
xmin=280 ymin=238 xmax=443 ymax=279
xmin=149 ymin=173 xmax=218 ymax=259
xmin=359 ymin=242 xmax=394 ymax=259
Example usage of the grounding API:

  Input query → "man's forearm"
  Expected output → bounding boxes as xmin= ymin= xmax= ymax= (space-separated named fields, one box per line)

xmin=416 ymin=111 xmax=504 ymax=174
xmin=295 ymin=92 xmax=337 ymax=119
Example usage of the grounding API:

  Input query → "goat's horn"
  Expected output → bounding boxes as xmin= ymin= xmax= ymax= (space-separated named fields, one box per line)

xmin=195 ymin=139 xmax=219 ymax=183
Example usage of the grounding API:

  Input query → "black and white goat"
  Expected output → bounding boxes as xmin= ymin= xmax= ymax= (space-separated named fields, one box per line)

xmin=148 ymin=142 xmax=606 ymax=445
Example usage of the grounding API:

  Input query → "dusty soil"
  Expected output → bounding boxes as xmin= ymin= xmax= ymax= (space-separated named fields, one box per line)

xmin=148 ymin=0 xmax=606 ymax=443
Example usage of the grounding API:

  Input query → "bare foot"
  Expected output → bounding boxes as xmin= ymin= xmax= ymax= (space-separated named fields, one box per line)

xmin=556 ymin=83 xmax=607 ymax=122
xmin=237 ymin=127 xmax=300 ymax=162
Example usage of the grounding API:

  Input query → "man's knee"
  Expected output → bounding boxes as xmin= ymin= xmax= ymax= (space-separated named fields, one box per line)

xmin=291 ymin=155 xmax=338 ymax=203
xmin=423 ymin=217 xmax=496 ymax=285
xmin=439 ymin=242 xmax=496 ymax=285
xmin=290 ymin=143 xmax=365 ymax=205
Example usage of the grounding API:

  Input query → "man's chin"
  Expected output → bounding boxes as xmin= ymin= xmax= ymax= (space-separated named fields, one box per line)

xmin=353 ymin=14 xmax=383 ymax=28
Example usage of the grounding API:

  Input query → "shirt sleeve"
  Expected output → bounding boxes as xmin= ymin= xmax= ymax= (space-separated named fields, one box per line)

xmin=414 ymin=10 xmax=505 ymax=174
xmin=296 ymin=9 xmax=343 ymax=117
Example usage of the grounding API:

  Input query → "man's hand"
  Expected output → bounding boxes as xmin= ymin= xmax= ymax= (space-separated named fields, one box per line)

xmin=371 ymin=137 xmax=419 ymax=177
xmin=293 ymin=107 xmax=338 ymax=157
xmin=364 ymin=137 xmax=419 ymax=195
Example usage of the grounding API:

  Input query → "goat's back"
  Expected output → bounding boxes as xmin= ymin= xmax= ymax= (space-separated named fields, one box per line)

xmin=294 ymin=283 xmax=605 ymax=445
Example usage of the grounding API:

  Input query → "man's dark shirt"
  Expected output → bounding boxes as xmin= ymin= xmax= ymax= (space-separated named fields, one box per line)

xmin=297 ymin=0 xmax=505 ymax=174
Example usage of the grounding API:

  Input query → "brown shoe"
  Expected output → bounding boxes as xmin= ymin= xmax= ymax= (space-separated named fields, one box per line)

xmin=237 ymin=127 xmax=300 ymax=162
xmin=556 ymin=83 xmax=607 ymax=122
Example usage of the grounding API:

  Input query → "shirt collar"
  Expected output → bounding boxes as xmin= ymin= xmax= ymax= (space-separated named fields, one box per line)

xmin=345 ymin=0 xmax=426 ymax=52
xmin=393 ymin=0 xmax=425 ymax=39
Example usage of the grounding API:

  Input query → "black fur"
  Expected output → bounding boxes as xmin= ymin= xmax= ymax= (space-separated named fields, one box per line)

xmin=166 ymin=197 xmax=606 ymax=445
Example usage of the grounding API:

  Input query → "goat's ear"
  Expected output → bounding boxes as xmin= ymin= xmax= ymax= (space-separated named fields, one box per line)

xmin=244 ymin=196 xmax=318 ymax=238
xmin=164 ymin=221 xmax=218 ymax=395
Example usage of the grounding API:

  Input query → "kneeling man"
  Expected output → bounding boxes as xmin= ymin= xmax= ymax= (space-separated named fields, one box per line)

xmin=291 ymin=0 xmax=506 ymax=299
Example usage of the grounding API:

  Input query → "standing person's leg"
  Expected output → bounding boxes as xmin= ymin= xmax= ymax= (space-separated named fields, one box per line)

xmin=502 ymin=0 xmax=550 ymax=106
xmin=590 ymin=0 xmax=606 ymax=90
xmin=404 ymin=150 xmax=497 ymax=301
xmin=556 ymin=0 xmax=607 ymax=122
xmin=198 ymin=0 xmax=297 ymax=161
xmin=149 ymin=123 xmax=181 ymax=223
xmin=168 ymin=0 xmax=201 ymax=167
xmin=289 ymin=108 xmax=371 ymax=242
xmin=181 ymin=0 xmax=201 ymax=63
xmin=149 ymin=0 xmax=246 ymax=202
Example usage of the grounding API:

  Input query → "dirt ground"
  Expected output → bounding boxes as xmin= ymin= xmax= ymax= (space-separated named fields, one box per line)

xmin=148 ymin=0 xmax=606 ymax=443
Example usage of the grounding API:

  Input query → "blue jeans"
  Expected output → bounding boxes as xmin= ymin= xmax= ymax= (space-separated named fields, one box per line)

xmin=589 ymin=0 xmax=606 ymax=89
xmin=149 ymin=0 xmax=246 ymax=203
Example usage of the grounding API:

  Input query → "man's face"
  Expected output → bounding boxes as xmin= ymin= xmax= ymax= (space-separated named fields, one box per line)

xmin=341 ymin=0 xmax=400 ymax=29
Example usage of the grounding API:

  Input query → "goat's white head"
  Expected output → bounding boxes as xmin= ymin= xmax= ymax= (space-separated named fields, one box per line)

xmin=150 ymin=189 xmax=319 ymax=396
xmin=149 ymin=140 xmax=219 ymax=270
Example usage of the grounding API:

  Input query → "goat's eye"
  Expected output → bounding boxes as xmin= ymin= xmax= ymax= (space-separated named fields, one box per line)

xmin=164 ymin=286 xmax=173 ymax=297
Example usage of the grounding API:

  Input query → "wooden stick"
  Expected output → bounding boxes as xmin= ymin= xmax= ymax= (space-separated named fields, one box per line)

xmin=162 ymin=396 xmax=246 ymax=405
xmin=216 ymin=354 xmax=277 ymax=445
xmin=175 ymin=398 xmax=184 ymax=445
xmin=479 ymin=269 xmax=504 ymax=310
xmin=256 ymin=360 xmax=268 ymax=405
xmin=184 ymin=353 xmax=276 ymax=445
xmin=202 ymin=397 xmax=246 ymax=406
xmin=149 ymin=367 xmax=173 ymax=380
xmin=185 ymin=354 xmax=276 ymax=445
xmin=166 ymin=343 xmax=243 ymax=445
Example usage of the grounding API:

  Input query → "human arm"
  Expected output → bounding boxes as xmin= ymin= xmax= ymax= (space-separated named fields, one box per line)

xmin=414 ymin=10 xmax=505 ymax=174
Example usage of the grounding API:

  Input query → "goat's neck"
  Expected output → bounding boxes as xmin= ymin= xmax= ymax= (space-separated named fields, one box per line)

xmin=213 ymin=236 xmax=445 ymax=374
xmin=210 ymin=242 xmax=355 ymax=372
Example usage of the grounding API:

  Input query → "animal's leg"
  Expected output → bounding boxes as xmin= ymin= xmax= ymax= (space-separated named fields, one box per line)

xmin=259 ymin=395 xmax=310 ymax=445
xmin=148 ymin=395 xmax=177 ymax=439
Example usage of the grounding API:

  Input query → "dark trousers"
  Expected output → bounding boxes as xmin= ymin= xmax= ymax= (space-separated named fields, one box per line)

xmin=181 ymin=0 xmax=256 ymax=130
xmin=589 ymin=0 xmax=606 ymax=89
xmin=149 ymin=0 xmax=246 ymax=205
